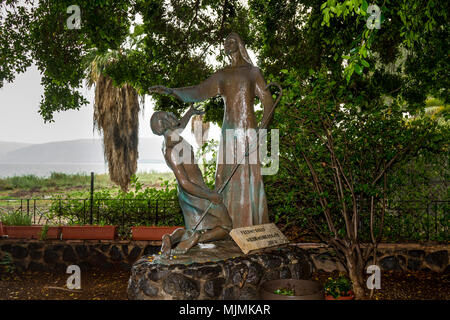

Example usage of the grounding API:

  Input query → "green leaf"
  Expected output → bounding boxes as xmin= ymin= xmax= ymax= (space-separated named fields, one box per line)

xmin=361 ymin=0 xmax=369 ymax=14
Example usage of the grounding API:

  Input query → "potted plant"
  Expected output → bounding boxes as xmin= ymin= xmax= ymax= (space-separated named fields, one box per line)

xmin=1 ymin=211 xmax=62 ymax=240
xmin=273 ymin=287 xmax=295 ymax=296
xmin=1 ymin=211 xmax=40 ymax=239
xmin=61 ymin=224 xmax=117 ymax=240
xmin=259 ymin=279 xmax=324 ymax=300
xmin=131 ymin=225 xmax=184 ymax=241
xmin=324 ymin=275 xmax=355 ymax=300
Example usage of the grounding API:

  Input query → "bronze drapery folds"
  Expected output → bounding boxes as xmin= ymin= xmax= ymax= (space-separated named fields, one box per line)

xmin=149 ymin=32 xmax=277 ymax=231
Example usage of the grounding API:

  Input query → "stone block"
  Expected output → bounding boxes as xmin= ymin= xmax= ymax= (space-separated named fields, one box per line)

xmin=62 ymin=246 xmax=77 ymax=263
xmin=425 ymin=250 xmax=448 ymax=269
xmin=163 ymin=273 xmax=199 ymax=300
xmin=43 ymin=248 xmax=59 ymax=264
xmin=11 ymin=245 xmax=28 ymax=259
xmin=204 ymin=277 xmax=225 ymax=298
xmin=380 ymin=256 xmax=402 ymax=271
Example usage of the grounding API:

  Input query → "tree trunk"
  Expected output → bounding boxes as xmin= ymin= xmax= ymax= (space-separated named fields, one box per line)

xmin=345 ymin=253 xmax=366 ymax=299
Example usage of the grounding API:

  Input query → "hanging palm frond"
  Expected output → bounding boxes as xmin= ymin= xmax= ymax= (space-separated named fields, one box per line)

xmin=93 ymin=73 xmax=140 ymax=191
xmin=85 ymin=50 xmax=140 ymax=191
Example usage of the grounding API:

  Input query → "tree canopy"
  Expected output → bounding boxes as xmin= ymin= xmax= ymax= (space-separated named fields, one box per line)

xmin=1 ymin=0 xmax=446 ymax=121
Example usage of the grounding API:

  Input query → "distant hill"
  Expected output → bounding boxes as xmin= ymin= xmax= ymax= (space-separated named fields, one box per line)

xmin=0 ymin=141 xmax=33 ymax=158
xmin=0 ymin=138 xmax=165 ymax=163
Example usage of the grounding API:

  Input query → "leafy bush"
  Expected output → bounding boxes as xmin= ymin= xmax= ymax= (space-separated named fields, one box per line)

xmin=324 ymin=275 xmax=353 ymax=299
xmin=0 ymin=253 xmax=15 ymax=274
xmin=46 ymin=176 xmax=182 ymax=237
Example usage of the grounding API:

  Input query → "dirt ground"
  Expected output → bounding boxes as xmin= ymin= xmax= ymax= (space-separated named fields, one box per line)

xmin=314 ymin=270 xmax=450 ymax=300
xmin=0 ymin=268 xmax=448 ymax=300
xmin=0 ymin=268 xmax=129 ymax=300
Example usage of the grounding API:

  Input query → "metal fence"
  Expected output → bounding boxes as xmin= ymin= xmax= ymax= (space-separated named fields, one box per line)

xmin=359 ymin=200 xmax=449 ymax=242
xmin=0 ymin=198 xmax=183 ymax=238
xmin=0 ymin=198 xmax=448 ymax=241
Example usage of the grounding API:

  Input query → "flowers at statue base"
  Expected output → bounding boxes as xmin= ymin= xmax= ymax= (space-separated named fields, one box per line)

xmin=324 ymin=274 xmax=354 ymax=299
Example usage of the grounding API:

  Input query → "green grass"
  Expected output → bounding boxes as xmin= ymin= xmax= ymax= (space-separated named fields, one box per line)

xmin=0 ymin=172 xmax=91 ymax=190
xmin=0 ymin=171 xmax=174 ymax=192
xmin=0 ymin=210 xmax=32 ymax=226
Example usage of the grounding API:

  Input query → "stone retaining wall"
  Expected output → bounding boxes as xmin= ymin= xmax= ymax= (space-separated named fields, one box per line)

xmin=0 ymin=239 xmax=162 ymax=272
xmin=1 ymin=239 xmax=448 ymax=273
xmin=296 ymin=243 xmax=450 ymax=273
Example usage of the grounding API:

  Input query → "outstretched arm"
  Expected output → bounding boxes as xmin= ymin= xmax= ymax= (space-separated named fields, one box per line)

xmin=149 ymin=71 xmax=222 ymax=103
xmin=255 ymin=68 xmax=276 ymax=128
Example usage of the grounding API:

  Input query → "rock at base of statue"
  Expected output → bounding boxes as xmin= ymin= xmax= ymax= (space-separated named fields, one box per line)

xmin=230 ymin=223 xmax=290 ymax=254
xmin=127 ymin=240 xmax=312 ymax=300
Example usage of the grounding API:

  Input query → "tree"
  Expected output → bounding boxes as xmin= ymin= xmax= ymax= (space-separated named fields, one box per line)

xmin=250 ymin=0 xmax=448 ymax=298
xmin=265 ymin=68 xmax=447 ymax=297
xmin=86 ymin=50 xmax=140 ymax=191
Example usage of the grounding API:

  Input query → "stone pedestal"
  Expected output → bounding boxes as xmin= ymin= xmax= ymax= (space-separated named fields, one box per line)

xmin=127 ymin=241 xmax=312 ymax=300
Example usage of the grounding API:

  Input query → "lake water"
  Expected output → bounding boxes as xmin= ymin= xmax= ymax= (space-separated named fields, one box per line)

xmin=0 ymin=162 xmax=171 ymax=178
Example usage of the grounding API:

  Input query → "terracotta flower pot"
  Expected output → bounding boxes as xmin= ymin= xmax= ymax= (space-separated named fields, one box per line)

xmin=3 ymin=226 xmax=43 ymax=239
xmin=2 ymin=226 xmax=61 ymax=240
xmin=0 ymin=222 xmax=5 ymax=237
xmin=259 ymin=279 xmax=324 ymax=300
xmin=325 ymin=291 xmax=355 ymax=300
xmin=61 ymin=225 xmax=117 ymax=240
xmin=43 ymin=227 xmax=62 ymax=240
xmin=131 ymin=226 xmax=184 ymax=241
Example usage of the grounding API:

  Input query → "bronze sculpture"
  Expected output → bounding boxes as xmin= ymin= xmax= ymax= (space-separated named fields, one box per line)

xmin=149 ymin=32 xmax=276 ymax=230
xmin=150 ymin=106 xmax=232 ymax=255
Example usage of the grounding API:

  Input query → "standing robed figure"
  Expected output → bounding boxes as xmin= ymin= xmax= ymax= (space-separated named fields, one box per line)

xmin=149 ymin=32 xmax=275 ymax=228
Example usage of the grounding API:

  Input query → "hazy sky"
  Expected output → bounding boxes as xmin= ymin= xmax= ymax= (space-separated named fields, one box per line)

xmin=0 ymin=65 xmax=220 ymax=145
xmin=0 ymin=65 xmax=148 ymax=144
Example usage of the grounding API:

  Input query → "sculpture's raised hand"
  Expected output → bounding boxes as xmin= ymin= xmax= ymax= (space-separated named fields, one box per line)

xmin=148 ymin=85 xmax=173 ymax=95
xmin=148 ymin=85 xmax=184 ymax=101
xmin=189 ymin=105 xmax=206 ymax=116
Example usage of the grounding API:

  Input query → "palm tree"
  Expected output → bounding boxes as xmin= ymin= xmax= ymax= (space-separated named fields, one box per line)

xmin=85 ymin=50 xmax=140 ymax=191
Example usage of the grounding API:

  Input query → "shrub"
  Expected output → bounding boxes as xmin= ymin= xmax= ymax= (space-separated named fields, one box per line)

xmin=324 ymin=275 xmax=353 ymax=299
xmin=0 ymin=253 xmax=15 ymax=274
xmin=0 ymin=210 xmax=32 ymax=226
xmin=46 ymin=176 xmax=182 ymax=237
